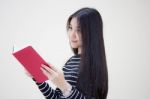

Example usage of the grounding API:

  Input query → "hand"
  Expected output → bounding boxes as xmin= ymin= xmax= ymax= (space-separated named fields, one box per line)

xmin=25 ymin=69 xmax=33 ymax=78
xmin=41 ymin=63 xmax=71 ymax=92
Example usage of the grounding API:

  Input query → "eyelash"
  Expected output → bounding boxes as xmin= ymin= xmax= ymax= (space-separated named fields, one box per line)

xmin=68 ymin=26 xmax=81 ymax=32
xmin=68 ymin=26 xmax=72 ymax=30
xmin=77 ymin=29 xmax=81 ymax=32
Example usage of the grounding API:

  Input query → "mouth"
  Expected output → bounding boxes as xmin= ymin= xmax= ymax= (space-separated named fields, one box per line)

xmin=71 ymin=41 xmax=77 ymax=43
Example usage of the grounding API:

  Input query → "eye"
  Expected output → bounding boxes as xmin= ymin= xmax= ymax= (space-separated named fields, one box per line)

xmin=68 ymin=26 xmax=72 ymax=30
xmin=77 ymin=28 xmax=81 ymax=33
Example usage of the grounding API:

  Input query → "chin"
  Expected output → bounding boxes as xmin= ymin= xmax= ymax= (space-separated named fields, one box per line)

xmin=71 ymin=45 xmax=78 ymax=48
xmin=71 ymin=46 xmax=78 ymax=49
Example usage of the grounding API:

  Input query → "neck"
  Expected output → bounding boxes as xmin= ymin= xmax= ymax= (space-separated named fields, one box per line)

xmin=78 ymin=47 xmax=82 ymax=54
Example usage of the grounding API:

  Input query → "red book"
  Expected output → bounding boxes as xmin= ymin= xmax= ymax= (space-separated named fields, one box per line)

xmin=12 ymin=46 xmax=49 ymax=83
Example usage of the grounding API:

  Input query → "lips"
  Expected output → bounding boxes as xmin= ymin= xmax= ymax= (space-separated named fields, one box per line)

xmin=71 ymin=41 xmax=77 ymax=43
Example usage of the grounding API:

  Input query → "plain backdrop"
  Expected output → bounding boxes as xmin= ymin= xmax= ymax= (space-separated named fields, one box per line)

xmin=0 ymin=0 xmax=150 ymax=99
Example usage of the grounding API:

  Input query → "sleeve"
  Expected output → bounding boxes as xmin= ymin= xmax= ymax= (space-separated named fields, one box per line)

xmin=61 ymin=86 xmax=87 ymax=99
xmin=34 ymin=79 xmax=89 ymax=99
xmin=33 ymin=79 xmax=62 ymax=99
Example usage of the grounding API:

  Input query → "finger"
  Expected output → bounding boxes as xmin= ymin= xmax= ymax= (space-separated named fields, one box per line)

xmin=41 ymin=65 xmax=51 ymax=73
xmin=47 ymin=63 xmax=58 ymax=72
xmin=41 ymin=67 xmax=51 ymax=77
xmin=46 ymin=62 xmax=52 ymax=67
xmin=47 ymin=62 xmax=57 ymax=72
xmin=43 ymin=62 xmax=51 ymax=68
xmin=41 ymin=68 xmax=56 ymax=81
xmin=24 ymin=69 xmax=33 ymax=78
xmin=46 ymin=62 xmax=59 ymax=72
xmin=41 ymin=64 xmax=56 ymax=74
xmin=25 ymin=71 xmax=32 ymax=77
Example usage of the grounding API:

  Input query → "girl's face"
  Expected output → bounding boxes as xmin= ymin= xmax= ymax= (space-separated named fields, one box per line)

xmin=68 ymin=17 xmax=82 ymax=51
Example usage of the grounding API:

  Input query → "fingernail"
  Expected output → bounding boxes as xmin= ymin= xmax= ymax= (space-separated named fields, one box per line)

xmin=40 ymin=68 xmax=43 ymax=71
xmin=41 ymin=64 xmax=44 ymax=67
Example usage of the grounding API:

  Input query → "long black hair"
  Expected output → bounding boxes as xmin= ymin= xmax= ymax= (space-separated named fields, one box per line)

xmin=66 ymin=7 xmax=108 ymax=99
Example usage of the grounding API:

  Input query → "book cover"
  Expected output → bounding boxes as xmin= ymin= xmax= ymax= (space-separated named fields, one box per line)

xmin=12 ymin=45 xmax=49 ymax=83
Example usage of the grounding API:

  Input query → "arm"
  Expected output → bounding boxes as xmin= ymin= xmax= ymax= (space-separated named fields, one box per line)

xmin=34 ymin=79 xmax=62 ymax=99
xmin=25 ymin=68 xmax=62 ymax=99
xmin=41 ymin=64 xmax=94 ymax=99
xmin=61 ymin=85 xmax=86 ymax=99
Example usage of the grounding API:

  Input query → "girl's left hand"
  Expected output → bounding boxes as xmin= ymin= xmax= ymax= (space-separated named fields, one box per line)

xmin=41 ymin=63 xmax=71 ymax=92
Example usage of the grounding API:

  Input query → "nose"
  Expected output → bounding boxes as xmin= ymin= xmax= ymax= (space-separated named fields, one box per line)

xmin=70 ymin=30 xmax=77 ymax=40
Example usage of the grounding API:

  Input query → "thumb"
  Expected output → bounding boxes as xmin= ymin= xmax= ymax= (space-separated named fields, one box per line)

xmin=24 ymin=69 xmax=33 ymax=78
xmin=47 ymin=62 xmax=58 ymax=72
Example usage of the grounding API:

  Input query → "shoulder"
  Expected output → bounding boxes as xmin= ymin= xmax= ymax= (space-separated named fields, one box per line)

xmin=64 ymin=54 xmax=81 ymax=65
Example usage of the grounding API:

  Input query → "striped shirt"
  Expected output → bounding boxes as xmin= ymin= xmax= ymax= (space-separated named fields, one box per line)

xmin=34 ymin=54 xmax=87 ymax=99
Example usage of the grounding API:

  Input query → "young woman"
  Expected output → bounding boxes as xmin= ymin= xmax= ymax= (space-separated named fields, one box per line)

xmin=28 ymin=7 xmax=108 ymax=99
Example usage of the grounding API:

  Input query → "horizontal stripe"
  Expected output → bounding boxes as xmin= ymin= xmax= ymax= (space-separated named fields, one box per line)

xmin=35 ymin=55 xmax=87 ymax=99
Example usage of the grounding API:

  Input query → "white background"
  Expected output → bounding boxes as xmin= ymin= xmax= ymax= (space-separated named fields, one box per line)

xmin=0 ymin=0 xmax=150 ymax=99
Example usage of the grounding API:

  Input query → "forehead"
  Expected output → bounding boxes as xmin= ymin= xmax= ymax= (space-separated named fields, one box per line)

xmin=70 ymin=17 xmax=79 ymax=27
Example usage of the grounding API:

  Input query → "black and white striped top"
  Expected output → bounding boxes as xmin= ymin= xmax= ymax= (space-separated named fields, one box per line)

xmin=34 ymin=54 xmax=87 ymax=99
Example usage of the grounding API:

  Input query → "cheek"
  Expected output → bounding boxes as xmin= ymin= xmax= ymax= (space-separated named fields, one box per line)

xmin=77 ymin=37 xmax=82 ymax=46
xmin=77 ymin=34 xmax=82 ymax=42
xmin=75 ymin=32 xmax=80 ymax=39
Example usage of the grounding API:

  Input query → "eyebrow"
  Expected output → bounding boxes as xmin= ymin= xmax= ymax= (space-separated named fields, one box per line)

xmin=68 ymin=24 xmax=80 ymax=29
